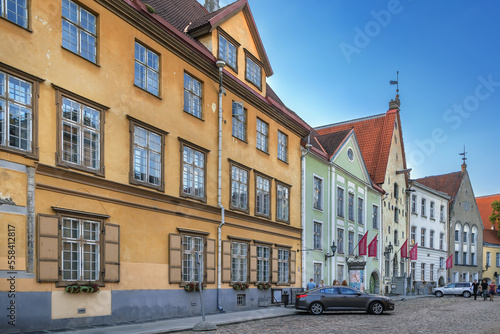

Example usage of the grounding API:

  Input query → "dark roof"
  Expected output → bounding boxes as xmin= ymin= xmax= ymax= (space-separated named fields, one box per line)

xmin=483 ymin=229 xmax=500 ymax=245
xmin=476 ymin=194 xmax=500 ymax=230
xmin=315 ymin=129 xmax=352 ymax=158
xmin=141 ymin=0 xmax=209 ymax=32
xmin=315 ymin=109 xmax=403 ymax=184
xmin=415 ymin=171 xmax=463 ymax=199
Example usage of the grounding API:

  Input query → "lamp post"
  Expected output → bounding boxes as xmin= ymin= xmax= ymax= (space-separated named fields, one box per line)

xmin=325 ymin=241 xmax=337 ymax=261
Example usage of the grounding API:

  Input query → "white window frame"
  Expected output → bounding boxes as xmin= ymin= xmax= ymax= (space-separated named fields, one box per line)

xmin=245 ymin=55 xmax=261 ymax=89
xmin=277 ymin=248 xmax=289 ymax=284
xmin=255 ymin=174 xmax=270 ymax=217
xmin=277 ymin=131 xmax=287 ymax=162
xmin=62 ymin=0 xmax=97 ymax=63
xmin=411 ymin=195 xmax=417 ymax=213
xmin=231 ymin=241 xmax=248 ymax=283
xmin=230 ymin=164 xmax=249 ymax=211
xmin=347 ymin=192 xmax=355 ymax=221
xmin=313 ymin=175 xmax=323 ymax=211
xmin=256 ymin=118 xmax=268 ymax=153
xmin=420 ymin=228 xmax=426 ymax=247
xmin=218 ymin=33 xmax=237 ymax=69
xmin=337 ymin=228 xmax=344 ymax=254
xmin=134 ymin=41 xmax=160 ymax=96
xmin=411 ymin=226 xmax=416 ymax=246
xmin=357 ymin=197 xmax=364 ymax=225
xmin=132 ymin=124 xmax=162 ymax=188
xmin=313 ymin=221 xmax=322 ymax=250
xmin=276 ymin=182 xmax=289 ymax=222
xmin=183 ymin=72 xmax=202 ymax=118
xmin=232 ymin=101 xmax=246 ymax=141
xmin=1 ymin=0 xmax=28 ymax=28
xmin=256 ymin=245 xmax=269 ymax=283
xmin=430 ymin=201 xmax=435 ymax=219
xmin=181 ymin=142 xmax=206 ymax=201
xmin=182 ymin=235 xmax=204 ymax=283
xmin=421 ymin=198 xmax=426 ymax=216
xmin=61 ymin=217 xmax=100 ymax=282
xmin=372 ymin=204 xmax=379 ymax=229
xmin=337 ymin=187 xmax=345 ymax=218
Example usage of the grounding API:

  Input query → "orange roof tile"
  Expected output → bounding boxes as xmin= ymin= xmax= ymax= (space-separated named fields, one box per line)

xmin=476 ymin=194 xmax=500 ymax=230
xmin=483 ymin=229 xmax=500 ymax=245
xmin=315 ymin=109 xmax=403 ymax=184
xmin=415 ymin=171 xmax=463 ymax=200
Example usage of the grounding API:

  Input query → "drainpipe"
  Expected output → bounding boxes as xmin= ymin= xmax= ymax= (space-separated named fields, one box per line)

xmin=216 ymin=60 xmax=226 ymax=312
xmin=301 ymin=140 xmax=312 ymax=288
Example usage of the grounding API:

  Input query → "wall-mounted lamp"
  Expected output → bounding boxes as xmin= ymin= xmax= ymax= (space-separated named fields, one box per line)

xmin=384 ymin=242 xmax=393 ymax=256
xmin=325 ymin=241 xmax=337 ymax=261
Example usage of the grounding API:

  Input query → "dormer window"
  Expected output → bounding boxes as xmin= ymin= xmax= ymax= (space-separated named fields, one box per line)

xmin=218 ymin=28 xmax=238 ymax=71
xmin=245 ymin=50 xmax=262 ymax=90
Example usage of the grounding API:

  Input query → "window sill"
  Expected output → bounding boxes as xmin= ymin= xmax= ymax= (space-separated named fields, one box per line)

xmin=183 ymin=109 xmax=204 ymax=121
xmin=312 ymin=207 xmax=324 ymax=213
xmin=56 ymin=161 xmax=104 ymax=177
xmin=0 ymin=16 xmax=32 ymax=32
xmin=61 ymin=45 xmax=100 ymax=67
xmin=232 ymin=135 xmax=248 ymax=144
xmin=130 ymin=179 xmax=165 ymax=192
xmin=133 ymin=84 xmax=162 ymax=100
xmin=256 ymin=148 xmax=269 ymax=155
xmin=180 ymin=193 xmax=207 ymax=203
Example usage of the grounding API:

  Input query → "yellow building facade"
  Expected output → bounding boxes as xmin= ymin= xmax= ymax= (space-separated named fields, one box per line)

xmin=0 ymin=0 xmax=309 ymax=331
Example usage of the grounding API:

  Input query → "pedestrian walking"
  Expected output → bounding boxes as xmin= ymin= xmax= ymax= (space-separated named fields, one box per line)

xmin=489 ymin=281 xmax=497 ymax=301
xmin=481 ymin=279 xmax=489 ymax=301
xmin=319 ymin=279 xmax=326 ymax=287
xmin=472 ymin=279 xmax=479 ymax=300
xmin=306 ymin=278 xmax=316 ymax=291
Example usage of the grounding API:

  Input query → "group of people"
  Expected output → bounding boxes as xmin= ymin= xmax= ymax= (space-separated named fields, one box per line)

xmin=472 ymin=279 xmax=497 ymax=301
xmin=306 ymin=278 xmax=348 ymax=290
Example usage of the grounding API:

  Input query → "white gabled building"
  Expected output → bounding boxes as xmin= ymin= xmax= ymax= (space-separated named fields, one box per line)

xmin=409 ymin=181 xmax=451 ymax=292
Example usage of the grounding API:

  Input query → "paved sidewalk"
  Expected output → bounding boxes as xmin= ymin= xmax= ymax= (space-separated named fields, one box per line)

xmin=56 ymin=306 xmax=297 ymax=334
xmin=54 ymin=295 xmax=431 ymax=334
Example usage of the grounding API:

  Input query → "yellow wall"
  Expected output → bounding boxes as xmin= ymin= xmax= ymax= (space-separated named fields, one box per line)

xmin=0 ymin=0 xmax=304 ymax=294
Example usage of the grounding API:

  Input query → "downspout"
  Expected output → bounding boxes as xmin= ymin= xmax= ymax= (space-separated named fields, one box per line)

xmin=328 ymin=163 xmax=333 ymax=283
xmin=301 ymin=140 xmax=312 ymax=288
xmin=216 ymin=60 xmax=226 ymax=312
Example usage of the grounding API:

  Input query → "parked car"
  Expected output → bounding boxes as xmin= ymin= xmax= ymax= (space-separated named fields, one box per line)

xmin=295 ymin=286 xmax=395 ymax=315
xmin=431 ymin=282 xmax=473 ymax=298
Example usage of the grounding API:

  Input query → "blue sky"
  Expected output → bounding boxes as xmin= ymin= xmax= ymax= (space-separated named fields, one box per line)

xmin=199 ymin=0 xmax=500 ymax=197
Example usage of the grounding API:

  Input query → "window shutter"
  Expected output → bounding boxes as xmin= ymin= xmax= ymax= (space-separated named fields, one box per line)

xmin=104 ymin=223 xmax=120 ymax=283
xmin=206 ymin=238 xmax=216 ymax=284
xmin=271 ymin=247 xmax=278 ymax=283
xmin=289 ymin=250 xmax=296 ymax=284
xmin=222 ymin=240 xmax=231 ymax=283
xmin=169 ymin=233 xmax=182 ymax=283
xmin=37 ymin=214 xmax=59 ymax=282
xmin=249 ymin=245 xmax=257 ymax=283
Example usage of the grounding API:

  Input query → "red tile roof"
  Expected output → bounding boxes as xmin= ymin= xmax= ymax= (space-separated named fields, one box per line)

xmin=415 ymin=171 xmax=463 ymax=199
xmin=476 ymin=194 xmax=500 ymax=230
xmin=315 ymin=109 xmax=404 ymax=184
xmin=483 ymin=228 xmax=500 ymax=245
xmin=141 ymin=0 xmax=209 ymax=32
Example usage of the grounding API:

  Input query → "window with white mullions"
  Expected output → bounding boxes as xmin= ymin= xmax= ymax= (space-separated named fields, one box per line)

xmin=0 ymin=71 xmax=32 ymax=151
xmin=231 ymin=165 xmax=248 ymax=211
xmin=133 ymin=125 xmax=161 ymax=186
xmin=246 ymin=56 xmax=261 ymax=89
xmin=278 ymin=249 xmax=289 ymax=283
xmin=277 ymin=131 xmax=287 ymax=162
xmin=276 ymin=183 xmax=289 ymax=222
xmin=1 ymin=0 xmax=28 ymax=28
xmin=182 ymin=235 xmax=204 ymax=282
xmin=184 ymin=73 xmax=202 ymax=118
xmin=61 ymin=218 xmax=100 ymax=281
xmin=232 ymin=102 xmax=245 ymax=141
xmin=218 ymin=34 xmax=237 ymax=69
xmin=62 ymin=0 xmax=97 ymax=63
xmin=313 ymin=176 xmax=323 ymax=210
xmin=256 ymin=245 xmax=269 ymax=282
xmin=61 ymin=97 xmax=100 ymax=169
xmin=313 ymin=221 xmax=322 ymax=250
xmin=134 ymin=42 xmax=160 ymax=96
xmin=256 ymin=118 xmax=268 ymax=153
xmin=182 ymin=145 xmax=205 ymax=199
xmin=256 ymin=175 xmax=270 ymax=217
xmin=231 ymin=242 xmax=248 ymax=282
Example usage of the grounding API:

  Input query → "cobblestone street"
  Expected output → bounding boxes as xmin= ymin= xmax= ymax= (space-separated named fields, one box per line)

xmin=178 ymin=297 xmax=500 ymax=334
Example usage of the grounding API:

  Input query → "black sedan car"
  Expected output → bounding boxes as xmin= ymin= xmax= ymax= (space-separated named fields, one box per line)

xmin=295 ymin=286 xmax=394 ymax=315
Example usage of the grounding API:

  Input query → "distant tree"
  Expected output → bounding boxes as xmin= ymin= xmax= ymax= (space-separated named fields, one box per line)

xmin=489 ymin=200 xmax=500 ymax=236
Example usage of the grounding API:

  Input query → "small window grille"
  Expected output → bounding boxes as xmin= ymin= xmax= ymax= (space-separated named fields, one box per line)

xmin=237 ymin=294 xmax=246 ymax=306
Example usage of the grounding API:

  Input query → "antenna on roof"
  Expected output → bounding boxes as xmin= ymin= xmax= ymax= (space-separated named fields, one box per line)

xmin=459 ymin=145 xmax=467 ymax=163
xmin=388 ymin=71 xmax=400 ymax=110
xmin=389 ymin=71 xmax=399 ymax=95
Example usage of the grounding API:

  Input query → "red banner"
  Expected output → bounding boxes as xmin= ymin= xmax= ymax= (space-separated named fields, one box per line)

xmin=446 ymin=254 xmax=453 ymax=269
xmin=410 ymin=243 xmax=418 ymax=261
xmin=401 ymin=239 xmax=408 ymax=258
xmin=358 ymin=232 xmax=368 ymax=256
xmin=368 ymin=234 xmax=378 ymax=257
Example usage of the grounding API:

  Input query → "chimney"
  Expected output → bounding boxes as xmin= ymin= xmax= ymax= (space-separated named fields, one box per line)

xmin=204 ymin=0 xmax=220 ymax=13
xmin=389 ymin=94 xmax=400 ymax=110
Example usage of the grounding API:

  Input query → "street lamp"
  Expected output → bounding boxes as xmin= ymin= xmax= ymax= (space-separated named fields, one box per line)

xmin=384 ymin=242 xmax=393 ymax=256
xmin=325 ymin=241 xmax=337 ymax=261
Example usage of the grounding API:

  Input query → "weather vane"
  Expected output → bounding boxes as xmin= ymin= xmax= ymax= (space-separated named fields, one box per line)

xmin=389 ymin=71 xmax=399 ymax=94
xmin=459 ymin=145 xmax=467 ymax=163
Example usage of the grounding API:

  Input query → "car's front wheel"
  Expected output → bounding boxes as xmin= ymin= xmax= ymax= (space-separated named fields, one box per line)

xmin=369 ymin=301 xmax=384 ymax=315
xmin=463 ymin=291 xmax=471 ymax=298
xmin=309 ymin=302 xmax=324 ymax=315
xmin=435 ymin=291 xmax=444 ymax=297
